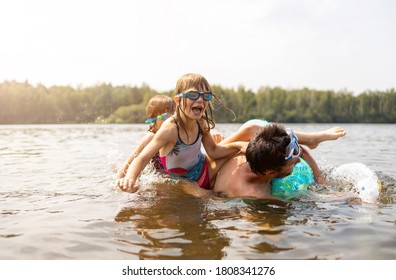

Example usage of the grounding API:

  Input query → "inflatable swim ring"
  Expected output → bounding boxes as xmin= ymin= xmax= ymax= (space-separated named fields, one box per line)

xmin=271 ymin=158 xmax=314 ymax=198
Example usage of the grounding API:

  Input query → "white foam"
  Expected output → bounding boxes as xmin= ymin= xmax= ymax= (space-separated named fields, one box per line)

xmin=330 ymin=163 xmax=380 ymax=203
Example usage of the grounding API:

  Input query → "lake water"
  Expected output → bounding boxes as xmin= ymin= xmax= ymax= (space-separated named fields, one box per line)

xmin=0 ymin=123 xmax=395 ymax=259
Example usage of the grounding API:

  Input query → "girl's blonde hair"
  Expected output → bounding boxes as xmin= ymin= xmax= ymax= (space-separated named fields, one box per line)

xmin=146 ymin=95 xmax=176 ymax=132
xmin=174 ymin=73 xmax=216 ymax=136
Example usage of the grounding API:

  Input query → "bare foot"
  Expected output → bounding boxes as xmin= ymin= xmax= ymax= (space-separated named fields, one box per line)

xmin=305 ymin=127 xmax=346 ymax=149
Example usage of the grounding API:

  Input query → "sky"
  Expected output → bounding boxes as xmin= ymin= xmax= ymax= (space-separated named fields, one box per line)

xmin=0 ymin=0 xmax=395 ymax=94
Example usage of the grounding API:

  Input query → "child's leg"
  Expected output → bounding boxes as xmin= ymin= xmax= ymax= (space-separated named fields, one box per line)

xmin=219 ymin=119 xmax=270 ymax=144
xmin=294 ymin=127 xmax=346 ymax=149
xmin=220 ymin=119 xmax=346 ymax=149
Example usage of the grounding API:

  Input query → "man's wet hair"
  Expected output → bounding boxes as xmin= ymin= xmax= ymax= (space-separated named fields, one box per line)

xmin=245 ymin=123 xmax=291 ymax=175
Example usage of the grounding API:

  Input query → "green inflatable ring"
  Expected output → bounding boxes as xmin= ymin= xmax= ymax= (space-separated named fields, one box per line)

xmin=271 ymin=158 xmax=314 ymax=198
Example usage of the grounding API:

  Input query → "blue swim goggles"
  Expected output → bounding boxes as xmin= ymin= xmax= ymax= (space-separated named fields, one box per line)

xmin=284 ymin=129 xmax=301 ymax=162
xmin=176 ymin=91 xmax=213 ymax=101
xmin=145 ymin=112 xmax=172 ymax=124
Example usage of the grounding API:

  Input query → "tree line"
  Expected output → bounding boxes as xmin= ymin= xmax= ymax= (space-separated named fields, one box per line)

xmin=0 ymin=80 xmax=395 ymax=124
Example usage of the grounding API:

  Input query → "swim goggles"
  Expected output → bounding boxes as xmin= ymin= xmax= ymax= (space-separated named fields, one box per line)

xmin=144 ymin=112 xmax=172 ymax=124
xmin=284 ymin=128 xmax=301 ymax=162
xmin=176 ymin=91 xmax=213 ymax=101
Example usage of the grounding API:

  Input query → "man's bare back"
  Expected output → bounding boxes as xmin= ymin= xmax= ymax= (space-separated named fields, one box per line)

xmin=213 ymin=153 xmax=276 ymax=199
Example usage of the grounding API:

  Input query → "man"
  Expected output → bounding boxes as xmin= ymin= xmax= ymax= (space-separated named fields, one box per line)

xmin=212 ymin=123 xmax=322 ymax=199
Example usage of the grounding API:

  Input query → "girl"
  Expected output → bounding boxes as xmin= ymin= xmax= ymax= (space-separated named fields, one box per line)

xmin=118 ymin=73 xmax=246 ymax=192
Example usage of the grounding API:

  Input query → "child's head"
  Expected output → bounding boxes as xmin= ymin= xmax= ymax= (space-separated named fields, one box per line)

xmin=174 ymin=73 xmax=216 ymax=133
xmin=145 ymin=95 xmax=176 ymax=132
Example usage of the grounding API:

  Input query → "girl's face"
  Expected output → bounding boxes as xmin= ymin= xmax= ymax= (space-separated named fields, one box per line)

xmin=176 ymin=91 xmax=210 ymax=120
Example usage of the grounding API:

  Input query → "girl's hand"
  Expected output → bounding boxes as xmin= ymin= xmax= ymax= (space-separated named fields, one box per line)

xmin=210 ymin=129 xmax=224 ymax=144
xmin=116 ymin=178 xmax=140 ymax=193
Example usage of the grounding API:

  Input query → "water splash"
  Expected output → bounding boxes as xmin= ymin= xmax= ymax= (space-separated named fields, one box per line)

xmin=328 ymin=163 xmax=381 ymax=203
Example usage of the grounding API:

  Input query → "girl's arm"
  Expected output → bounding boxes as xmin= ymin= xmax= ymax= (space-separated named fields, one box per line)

xmin=119 ymin=122 xmax=177 ymax=192
xmin=117 ymin=132 xmax=155 ymax=178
